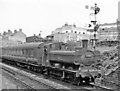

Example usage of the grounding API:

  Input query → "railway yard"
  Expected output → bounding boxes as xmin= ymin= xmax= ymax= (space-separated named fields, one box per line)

xmin=0 ymin=41 xmax=120 ymax=91
xmin=1 ymin=0 xmax=120 ymax=90
xmin=1 ymin=45 xmax=120 ymax=91
xmin=0 ymin=62 xmax=117 ymax=91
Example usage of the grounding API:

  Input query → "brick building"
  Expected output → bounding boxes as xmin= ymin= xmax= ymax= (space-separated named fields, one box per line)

xmin=52 ymin=23 xmax=93 ymax=43
xmin=26 ymin=34 xmax=43 ymax=43
xmin=0 ymin=29 xmax=26 ymax=47
xmin=98 ymin=22 xmax=118 ymax=41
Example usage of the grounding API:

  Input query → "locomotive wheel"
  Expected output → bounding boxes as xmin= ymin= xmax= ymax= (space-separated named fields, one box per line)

xmin=90 ymin=77 xmax=95 ymax=83
xmin=72 ymin=77 xmax=80 ymax=85
xmin=43 ymin=67 xmax=50 ymax=76
xmin=76 ymin=77 xmax=82 ymax=86
xmin=27 ymin=65 xmax=30 ymax=70
xmin=83 ymin=77 xmax=90 ymax=84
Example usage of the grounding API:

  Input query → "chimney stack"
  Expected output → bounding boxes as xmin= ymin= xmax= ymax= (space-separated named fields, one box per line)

xmin=3 ymin=31 xmax=7 ymax=35
xmin=19 ymin=28 xmax=22 ymax=32
xmin=73 ymin=24 xmax=76 ymax=27
xmin=8 ymin=29 xmax=10 ymax=32
xmin=14 ymin=30 xmax=17 ymax=33
xmin=8 ymin=29 xmax=12 ymax=34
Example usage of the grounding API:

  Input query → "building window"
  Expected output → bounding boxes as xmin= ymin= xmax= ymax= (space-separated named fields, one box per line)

xmin=66 ymin=31 xmax=68 ymax=33
xmin=71 ymin=30 xmax=73 ymax=33
xmin=79 ymin=32 xmax=81 ymax=34
xmin=83 ymin=32 xmax=85 ymax=34
xmin=74 ymin=31 xmax=77 ymax=33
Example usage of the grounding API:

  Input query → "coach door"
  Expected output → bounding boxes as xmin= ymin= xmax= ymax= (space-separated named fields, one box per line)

xmin=35 ymin=46 xmax=43 ymax=65
xmin=41 ymin=45 xmax=48 ymax=65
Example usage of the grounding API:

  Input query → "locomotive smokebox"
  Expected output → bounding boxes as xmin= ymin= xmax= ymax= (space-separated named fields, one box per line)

xmin=82 ymin=40 xmax=88 ymax=48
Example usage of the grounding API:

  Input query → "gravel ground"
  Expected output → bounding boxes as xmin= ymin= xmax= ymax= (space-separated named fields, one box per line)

xmin=96 ymin=46 xmax=117 ymax=53
xmin=1 ymin=63 xmax=72 ymax=90
xmin=0 ymin=70 xmax=21 ymax=90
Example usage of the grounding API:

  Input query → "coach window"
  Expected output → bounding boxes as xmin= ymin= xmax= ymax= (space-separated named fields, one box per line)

xmin=31 ymin=49 xmax=34 ymax=58
xmin=10 ymin=49 xmax=11 ymax=55
xmin=18 ymin=49 xmax=20 ymax=56
xmin=19 ymin=49 xmax=21 ymax=56
xmin=8 ymin=49 xmax=10 ymax=55
xmin=14 ymin=49 xmax=15 ymax=55
xmin=7 ymin=49 xmax=9 ymax=55
xmin=12 ymin=49 xmax=14 ymax=55
xmin=9 ymin=49 xmax=11 ymax=55
xmin=16 ymin=49 xmax=18 ymax=55
xmin=28 ymin=49 xmax=31 ymax=57
xmin=10 ymin=49 xmax=12 ymax=55
xmin=15 ymin=49 xmax=17 ymax=55
xmin=22 ymin=49 xmax=24 ymax=55
xmin=49 ymin=44 xmax=52 ymax=49
xmin=20 ymin=49 xmax=22 ymax=56
xmin=7 ymin=49 xmax=8 ymax=55
xmin=30 ymin=49 xmax=34 ymax=58
xmin=6 ymin=49 xmax=7 ymax=55
xmin=19 ymin=49 xmax=21 ymax=55
xmin=26 ymin=49 xmax=29 ymax=57
xmin=22 ymin=49 xmax=26 ymax=56
xmin=51 ymin=44 xmax=55 ymax=50
xmin=17 ymin=49 xmax=19 ymax=55
xmin=5 ymin=49 xmax=7 ymax=55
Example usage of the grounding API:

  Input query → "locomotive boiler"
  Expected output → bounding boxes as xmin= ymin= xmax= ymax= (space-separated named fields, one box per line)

xmin=1 ymin=41 xmax=103 ymax=85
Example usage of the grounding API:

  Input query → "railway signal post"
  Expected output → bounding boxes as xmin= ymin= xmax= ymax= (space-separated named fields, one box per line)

xmin=92 ymin=3 xmax=100 ymax=50
xmin=86 ymin=3 xmax=100 ymax=50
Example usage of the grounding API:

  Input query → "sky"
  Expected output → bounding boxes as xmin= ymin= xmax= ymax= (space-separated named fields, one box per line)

xmin=0 ymin=0 xmax=119 ymax=37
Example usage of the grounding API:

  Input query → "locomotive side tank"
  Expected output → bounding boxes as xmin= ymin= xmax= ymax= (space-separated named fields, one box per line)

xmin=47 ymin=46 xmax=102 ymax=84
xmin=48 ymin=47 xmax=101 ymax=66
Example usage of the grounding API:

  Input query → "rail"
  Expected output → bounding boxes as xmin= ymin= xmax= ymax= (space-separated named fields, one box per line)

xmin=1 ymin=61 xmax=118 ymax=91
xmin=2 ymin=68 xmax=37 ymax=90
xmin=0 ymin=63 xmax=62 ymax=91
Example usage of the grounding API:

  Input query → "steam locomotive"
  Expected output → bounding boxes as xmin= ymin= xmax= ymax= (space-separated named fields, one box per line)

xmin=1 ymin=41 xmax=102 ymax=85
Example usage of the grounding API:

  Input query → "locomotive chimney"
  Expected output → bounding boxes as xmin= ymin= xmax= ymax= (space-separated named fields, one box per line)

xmin=82 ymin=39 xmax=88 ymax=49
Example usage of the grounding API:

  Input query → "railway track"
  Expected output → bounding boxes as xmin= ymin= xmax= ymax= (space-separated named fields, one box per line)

xmin=2 ymin=68 xmax=37 ymax=90
xmin=0 ymin=63 xmax=66 ymax=91
xmin=1 ymin=61 xmax=118 ymax=91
